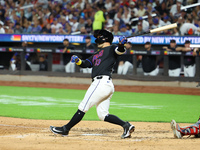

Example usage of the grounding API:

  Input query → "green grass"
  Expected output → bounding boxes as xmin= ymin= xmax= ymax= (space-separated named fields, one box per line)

xmin=0 ymin=86 xmax=199 ymax=123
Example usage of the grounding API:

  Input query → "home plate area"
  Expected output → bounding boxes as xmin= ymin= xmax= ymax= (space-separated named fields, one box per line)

xmin=0 ymin=117 xmax=199 ymax=150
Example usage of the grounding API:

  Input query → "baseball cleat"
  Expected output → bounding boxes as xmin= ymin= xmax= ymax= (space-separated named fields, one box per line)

xmin=170 ymin=120 xmax=182 ymax=139
xmin=121 ymin=122 xmax=135 ymax=139
xmin=50 ymin=126 xmax=69 ymax=136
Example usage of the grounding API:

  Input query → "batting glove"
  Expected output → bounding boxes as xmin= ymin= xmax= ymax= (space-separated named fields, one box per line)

xmin=71 ymin=55 xmax=82 ymax=65
xmin=119 ymin=36 xmax=127 ymax=45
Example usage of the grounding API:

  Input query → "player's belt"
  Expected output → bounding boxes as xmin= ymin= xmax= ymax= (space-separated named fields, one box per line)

xmin=92 ymin=75 xmax=111 ymax=82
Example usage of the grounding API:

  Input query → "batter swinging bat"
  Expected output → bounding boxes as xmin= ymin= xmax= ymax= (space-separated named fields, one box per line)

xmin=126 ymin=23 xmax=177 ymax=38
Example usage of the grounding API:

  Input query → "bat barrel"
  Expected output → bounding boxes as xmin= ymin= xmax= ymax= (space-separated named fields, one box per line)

xmin=150 ymin=23 xmax=177 ymax=33
xmin=126 ymin=23 xmax=177 ymax=39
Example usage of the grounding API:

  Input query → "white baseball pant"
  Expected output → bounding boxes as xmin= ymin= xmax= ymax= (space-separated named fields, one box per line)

xmin=65 ymin=62 xmax=75 ymax=73
xmin=144 ymin=66 xmax=159 ymax=76
xmin=117 ymin=61 xmax=133 ymax=75
xmin=78 ymin=76 xmax=114 ymax=121
xmin=168 ymin=68 xmax=181 ymax=77
xmin=184 ymin=64 xmax=196 ymax=77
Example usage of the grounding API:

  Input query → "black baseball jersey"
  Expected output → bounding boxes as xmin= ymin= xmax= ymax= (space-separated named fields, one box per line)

xmin=184 ymin=53 xmax=195 ymax=66
xmin=80 ymin=45 xmax=124 ymax=78
xmin=142 ymin=49 xmax=157 ymax=73
xmin=168 ymin=46 xmax=181 ymax=69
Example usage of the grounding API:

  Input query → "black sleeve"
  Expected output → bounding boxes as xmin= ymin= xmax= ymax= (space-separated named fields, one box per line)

xmin=79 ymin=55 xmax=93 ymax=68
xmin=117 ymin=44 xmax=126 ymax=53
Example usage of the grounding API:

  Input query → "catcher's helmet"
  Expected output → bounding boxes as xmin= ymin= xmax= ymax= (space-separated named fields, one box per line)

xmin=94 ymin=29 xmax=114 ymax=44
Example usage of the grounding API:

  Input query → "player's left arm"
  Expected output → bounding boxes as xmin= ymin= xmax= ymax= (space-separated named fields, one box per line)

xmin=115 ymin=36 xmax=127 ymax=55
xmin=71 ymin=55 xmax=93 ymax=68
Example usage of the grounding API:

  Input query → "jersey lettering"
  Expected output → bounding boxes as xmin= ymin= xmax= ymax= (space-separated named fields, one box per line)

xmin=92 ymin=50 xmax=104 ymax=66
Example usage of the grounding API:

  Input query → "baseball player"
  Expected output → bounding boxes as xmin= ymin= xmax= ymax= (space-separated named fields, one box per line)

xmin=176 ymin=40 xmax=197 ymax=77
xmin=162 ymin=39 xmax=181 ymax=77
xmin=50 ymin=29 xmax=135 ymax=139
xmin=171 ymin=117 xmax=200 ymax=139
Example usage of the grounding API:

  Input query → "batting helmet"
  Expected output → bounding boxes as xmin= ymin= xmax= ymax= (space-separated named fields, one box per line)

xmin=94 ymin=29 xmax=114 ymax=44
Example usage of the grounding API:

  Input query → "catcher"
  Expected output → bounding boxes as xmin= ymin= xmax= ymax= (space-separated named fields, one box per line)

xmin=50 ymin=29 xmax=135 ymax=139
xmin=171 ymin=116 xmax=200 ymax=138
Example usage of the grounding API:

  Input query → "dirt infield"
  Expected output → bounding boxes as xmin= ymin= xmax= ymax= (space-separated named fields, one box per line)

xmin=0 ymin=117 xmax=199 ymax=150
xmin=0 ymin=81 xmax=200 ymax=150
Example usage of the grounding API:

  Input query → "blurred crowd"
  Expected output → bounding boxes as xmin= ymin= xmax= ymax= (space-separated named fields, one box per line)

xmin=0 ymin=0 xmax=200 ymax=36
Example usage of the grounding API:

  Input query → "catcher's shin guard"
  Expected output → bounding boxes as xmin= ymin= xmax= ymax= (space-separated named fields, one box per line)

xmin=178 ymin=121 xmax=200 ymax=136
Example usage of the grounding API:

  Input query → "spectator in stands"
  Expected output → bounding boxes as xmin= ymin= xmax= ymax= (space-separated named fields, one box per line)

xmin=83 ymin=3 xmax=93 ymax=19
xmin=134 ymin=22 xmax=144 ymax=35
xmin=51 ymin=18 xmax=62 ymax=33
xmin=146 ymin=3 xmax=154 ymax=16
xmin=77 ymin=16 xmax=86 ymax=31
xmin=58 ymin=26 xmax=67 ymax=34
xmin=162 ymin=16 xmax=171 ymax=26
xmin=65 ymin=22 xmax=72 ymax=34
xmin=60 ymin=16 xmax=67 ymax=29
xmin=119 ymin=24 xmax=131 ymax=36
xmin=129 ymin=1 xmax=138 ymax=17
xmin=105 ymin=0 xmax=112 ymax=10
xmin=170 ymin=0 xmax=183 ymax=19
xmin=176 ymin=40 xmax=198 ymax=77
xmin=42 ymin=23 xmax=51 ymax=34
xmin=180 ymin=18 xmax=200 ymax=36
xmin=93 ymin=6 xmax=106 ymax=31
xmin=138 ymin=4 xmax=146 ymax=17
xmin=51 ymin=27 xmax=57 ymax=34
xmin=14 ymin=22 xmax=23 ymax=34
xmin=155 ymin=1 xmax=169 ymax=18
xmin=163 ymin=39 xmax=181 ymax=77
xmin=80 ymin=26 xmax=87 ymax=34
xmin=0 ymin=21 xmax=5 ymax=33
xmin=62 ymin=38 xmax=75 ymax=73
xmin=70 ymin=17 xmax=79 ymax=33
xmin=142 ymin=42 xmax=159 ymax=76
xmin=0 ymin=0 xmax=199 ymax=38
xmin=121 ymin=6 xmax=131 ymax=24
xmin=129 ymin=10 xmax=137 ymax=29
xmin=46 ymin=13 xmax=54 ymax=24
xmin=112 ymin=25 xmax=121 ymax=35
xmin=117 ymin=42 xmax=133 ymax=75
xmin=0 ymin=5 xmax=5 ymax=22
xmin=85 ymin=18 xmax=93 ymax=34
xmin=39 ymin=54 xmax=48 ymax=71
xmin=138 ymin=16 xmax=149 ymax=32
xmin=96 ymin=0 xmax=105 ymax=9
xmin=28 ymin=19 xmax=42 ymax=34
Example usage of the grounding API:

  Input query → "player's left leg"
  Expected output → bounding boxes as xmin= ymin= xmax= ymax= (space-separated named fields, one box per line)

xmin=96 ymin=97 xmax=135 ymax=139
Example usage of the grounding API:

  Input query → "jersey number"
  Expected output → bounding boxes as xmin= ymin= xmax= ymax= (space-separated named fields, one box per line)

xmin=94 ymin=59 xmax=101 ymax=66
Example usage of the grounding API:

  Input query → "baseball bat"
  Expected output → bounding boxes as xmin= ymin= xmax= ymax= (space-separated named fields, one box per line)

xmin=181 ymin=2 xmax=200 ymax=10
xmin=126 ymin=23 xmax=177 ymax=38
xmin=190 ymin=44 xmax=200 ymax=48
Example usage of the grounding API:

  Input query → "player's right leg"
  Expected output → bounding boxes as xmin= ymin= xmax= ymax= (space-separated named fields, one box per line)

xmin=50 ymin=109 xmax=85 ymax=136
